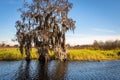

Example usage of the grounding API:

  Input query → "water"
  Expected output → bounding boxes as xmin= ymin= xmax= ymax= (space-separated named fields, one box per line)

xmin=0 ymin=60 xmax=120 ymax=80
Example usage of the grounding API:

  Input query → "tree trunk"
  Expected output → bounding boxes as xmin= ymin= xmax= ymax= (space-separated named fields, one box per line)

xmin=38 ymin=46 xmax=50 ymax=63
xmin=25 ymin=48 xmax=30 ymax=61
xmin=61 ymin=33 xmax=67 ymax=61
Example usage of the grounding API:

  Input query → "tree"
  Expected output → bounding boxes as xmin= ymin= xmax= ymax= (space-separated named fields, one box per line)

xmin=93 ymin=40 xmax=99 ymax=50
xmin=0 ymin=42 xmax=6 ymax=47
xmin=15 ymin=0 xmax=75 ymax=61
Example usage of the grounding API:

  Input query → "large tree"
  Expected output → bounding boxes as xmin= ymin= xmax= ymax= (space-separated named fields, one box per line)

xmin=15 ymin=0 xmax=75 ymax=61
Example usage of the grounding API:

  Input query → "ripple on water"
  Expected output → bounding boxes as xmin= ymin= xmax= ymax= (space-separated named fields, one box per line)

xmin=0 ymin=60 xmax=120 ymax=80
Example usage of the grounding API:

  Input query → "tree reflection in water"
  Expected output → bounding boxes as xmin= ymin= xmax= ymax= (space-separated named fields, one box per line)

xmin=49 ymin=61 xmax=68 ymax=80
xmin=14 ymin=60 xmax=68 ymax=80
xmin=34 ymin=62 xmax=49 ymax=80
xmin=15 ymin=61 xmax=31 ymax=80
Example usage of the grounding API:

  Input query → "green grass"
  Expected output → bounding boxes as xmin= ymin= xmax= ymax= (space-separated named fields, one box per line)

xmin=0 ymin=48 xmax=120 ymax=61
xmin=0 ymin=48 xmax=38 ymax=60
xmin=67 ymin=49 xmax=120 ymax=61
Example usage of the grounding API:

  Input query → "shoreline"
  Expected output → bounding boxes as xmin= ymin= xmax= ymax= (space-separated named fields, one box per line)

xmin=0 ymin=58 xmax=120 ymax=62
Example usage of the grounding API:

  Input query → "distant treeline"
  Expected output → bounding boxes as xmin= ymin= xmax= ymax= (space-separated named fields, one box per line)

xmin=0 ymin=43 xmax=18 ymax=48
xmin=67 ymin=40 xmax=120 ymax=50
xmin=1 ymin=40 xmax=120 ymax=50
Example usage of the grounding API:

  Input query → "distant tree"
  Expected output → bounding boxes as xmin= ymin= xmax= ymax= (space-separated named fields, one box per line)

xmin=97 ymin=41 xmax=104 ymax=49
xmin=13 ymin=44 xmax=19 ymax=48
xmin=92 ymin=40 xmax=120 ymax=50
xmin=1 ymin=42 xmax=5 ymax=47
xmin=93 ymin=40 xmax=99 ymax=50
xmin=15 ymin=0 xmax=75 ymax=61
xmin=66 ymin=44 xmax=71 ymax=48
xmin=6 ymin=45 xmax=10 ymax=47
xmin=74 ymin=45 xmax=80 ymax=49
xmin=114 ymin=40 xmax=120 ymax=49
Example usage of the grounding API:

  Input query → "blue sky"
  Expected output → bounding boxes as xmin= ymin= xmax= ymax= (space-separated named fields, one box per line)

xmin=0 ymin=0 xmax=120 ymax=45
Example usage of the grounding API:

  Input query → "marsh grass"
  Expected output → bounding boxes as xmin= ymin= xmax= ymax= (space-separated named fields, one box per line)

xmin=0 ymin=48 xmax=120 ymax=61
xmin=0 ymin=48 xmax=22 ymax=60
xmin=0 ymin=48 xmax=38 ymax=60
xmin=67 ymin=49 xmax=120 ymax=61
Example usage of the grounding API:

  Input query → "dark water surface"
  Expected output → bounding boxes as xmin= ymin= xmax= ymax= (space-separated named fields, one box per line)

xmin=0 ymin=60 xmax=120 ymax=80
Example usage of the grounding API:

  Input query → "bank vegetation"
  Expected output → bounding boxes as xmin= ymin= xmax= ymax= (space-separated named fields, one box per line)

xmin=0 ymin=40 xmax=120 ymax=61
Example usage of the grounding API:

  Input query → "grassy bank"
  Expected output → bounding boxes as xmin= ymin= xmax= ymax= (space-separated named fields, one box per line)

xmin=0 ymin=48 xmax=38 ymax=61
xmin=67 ymin=49 xmax=120 ymax=61
xmin=0 ymin=48 xmax=120 ymax=61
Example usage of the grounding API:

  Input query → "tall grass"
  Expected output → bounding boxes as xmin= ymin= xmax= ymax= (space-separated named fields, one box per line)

xmin=0 ymin=48 xmax=21 ymax=60
xmin=67 ymin=49 xmax=120 ymax=61
xmin=0 ymin=48 xmax=120 ymax=61
xmin=0 ymin=48 xmax=38 ymax=60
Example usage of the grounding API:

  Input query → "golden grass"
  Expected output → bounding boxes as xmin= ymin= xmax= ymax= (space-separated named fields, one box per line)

xmin=67 ymin=49 xmax=120 ymax=61
xmin=0 ymin=48 xmax=120 ymax=61
xmin=0 ymin=48 xmax=38 ymax=60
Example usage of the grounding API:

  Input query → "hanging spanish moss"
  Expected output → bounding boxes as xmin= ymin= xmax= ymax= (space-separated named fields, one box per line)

xmin=15 ymin=0 xmax=75 ymax=62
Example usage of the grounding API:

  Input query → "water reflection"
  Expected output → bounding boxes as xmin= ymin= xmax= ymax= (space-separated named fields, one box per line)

xmin=15 ymin=61 xmax=31 ymax=80
xmin=14 ymin=60 xmax=68 ymax=80
xmin=49 ymin=61 xmax=68 ymax=80
xmin=1 ymin=60 xmax=120 ymax=80
xmin=34 ymin=62 xmax=49 ymax=80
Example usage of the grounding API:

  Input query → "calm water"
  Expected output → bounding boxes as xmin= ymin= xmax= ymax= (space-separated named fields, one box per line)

xmin=0 ymin=60 xmax=120 ymax=80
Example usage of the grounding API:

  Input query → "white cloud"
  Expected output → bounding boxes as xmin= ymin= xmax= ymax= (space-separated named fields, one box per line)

xmin=66 ymin=34 xmax=120 ymax=45
xmin=0 ymin=39 xmax=18 ymax=46
xmin=65 ymin=28 xmax=118 ymax=45
xmin=1 ymin=34 xmax=120 ymax=46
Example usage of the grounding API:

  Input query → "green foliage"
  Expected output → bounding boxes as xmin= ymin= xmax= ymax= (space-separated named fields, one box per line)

xmin=0 ymin=48 xmax=120 ymax=61
xmin=68 ymin=49 xmax=105 ymax=61
xmin=67 ymin=49 xmax=120 ymax=61
xmin=93 ymin=40 xmax=120 ymax=50
xmin=15 ymin=0 xmax=75 ymax=61
xmin=0 ymin=48 xmax=38 ymax=60
xmin=0 ymin=48 xmax=22 ymax=60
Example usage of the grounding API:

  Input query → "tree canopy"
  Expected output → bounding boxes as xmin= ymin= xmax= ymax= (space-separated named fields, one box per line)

xmin=15 ymin=0 xmax=75 ymax=61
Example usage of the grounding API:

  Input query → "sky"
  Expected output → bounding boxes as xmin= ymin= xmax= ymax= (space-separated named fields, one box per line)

xmin=0 ymin=0 xmax=120 ymax=46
